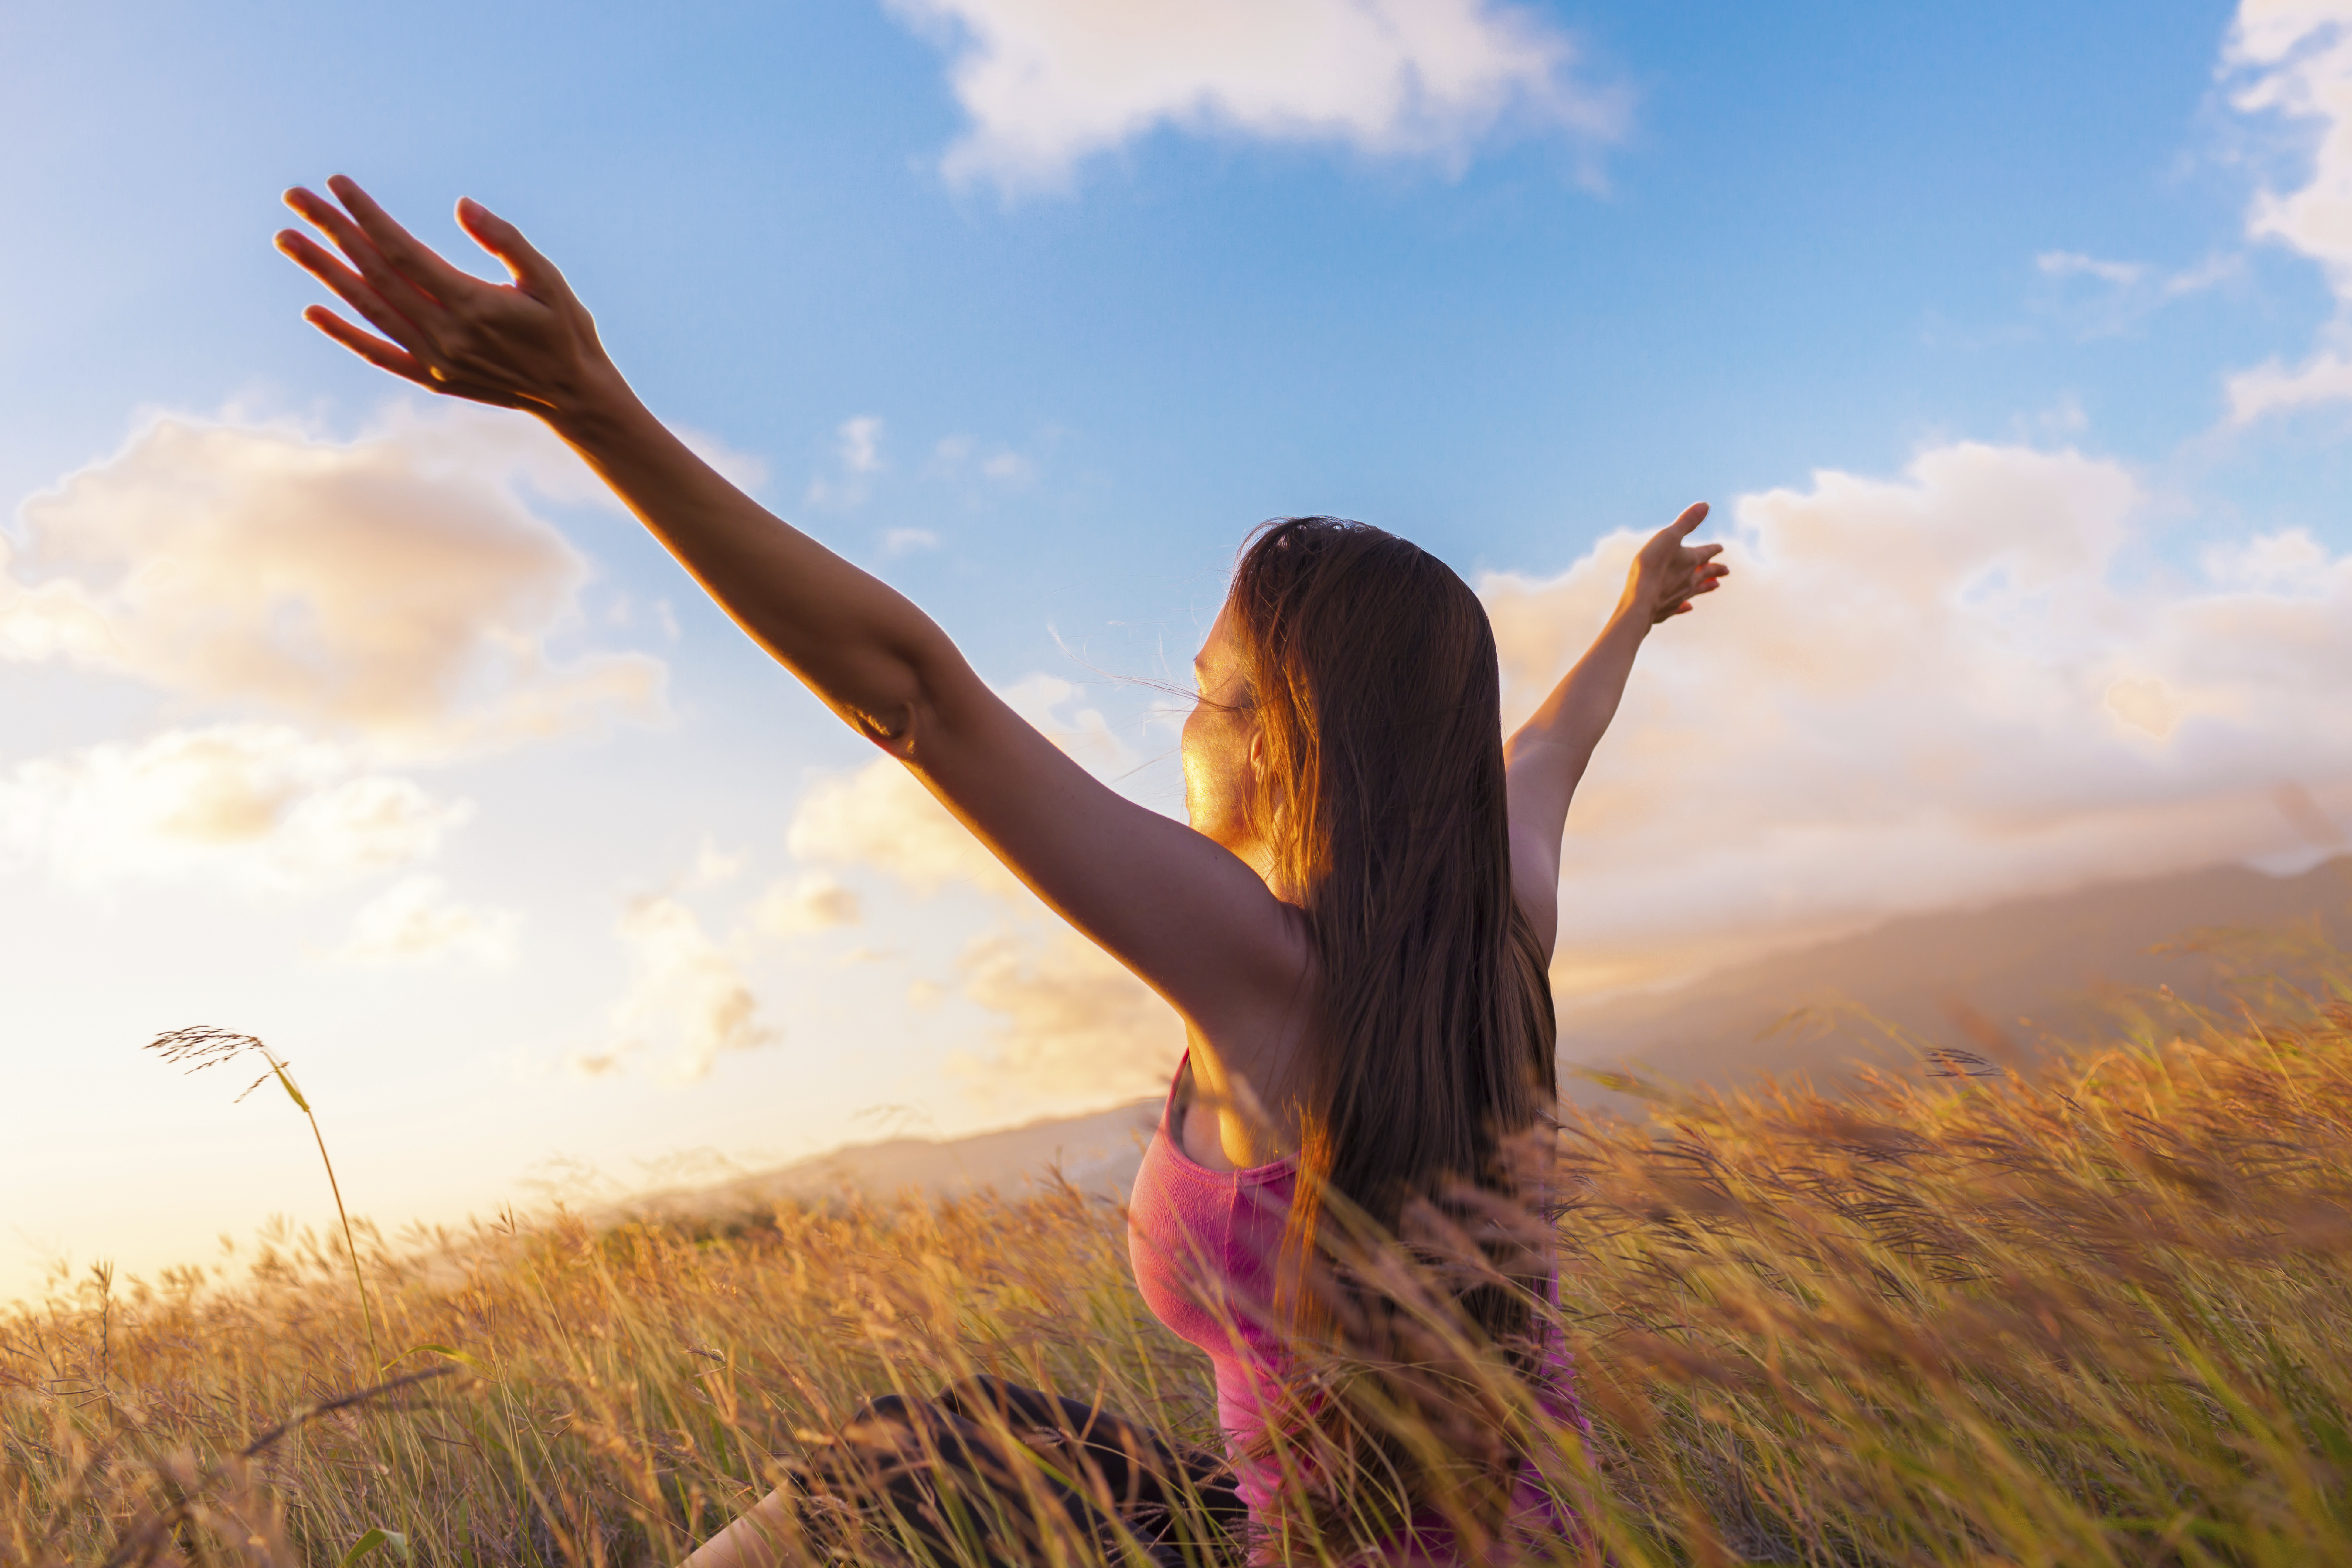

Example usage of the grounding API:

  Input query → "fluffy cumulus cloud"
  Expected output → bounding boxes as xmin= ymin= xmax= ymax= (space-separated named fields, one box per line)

xmin=571 ymin=865 xmax=852 ymax=1087
xmin=326 ymin=875 xmax=521 ymax=968
xmin=954 ymin=927 xmax=1184 ymax=1104
xmin=2224 ymin=0 xmax=2352 ymax=417
xmin=790 ymin=755 xmax=1028 ymax=898
xmin=0 ymin=724 xmax=468 ymax=894
xmin=788 ymin=677 xmax=1178 ymax=1100
xmin=0 ymin=413 xmax=663 ymax=753
xmin=1483 ymin=440 xmax=2352 ymax=994
xmin=581 ymin=895 xmax=776 ymax=1084
xmin=885 ymin=0 xmax=1626 ymax=192
xmin=0 ymin=407 xmax=674 ymax=977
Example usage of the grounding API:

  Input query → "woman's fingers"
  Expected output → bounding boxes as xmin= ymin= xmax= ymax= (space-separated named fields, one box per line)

xmin=282 ymin=189 xmax=451 ymax=337
xmin=327 ymin=174 xmax=479 ymax=303
xmin=273 ymin=224 xmax=364 ymax=297
xmin=276 ymin=227 xmax=439 ymax=356
xmin=275 ymin=227 xmax=403 ymax=330
xmin=456 ymin=197 xmax=566 ymax=297
xmin=1641 ymin=502 xmax=1714 ymax=571
xmin=301 ymin=304 xmax=435 ymax=383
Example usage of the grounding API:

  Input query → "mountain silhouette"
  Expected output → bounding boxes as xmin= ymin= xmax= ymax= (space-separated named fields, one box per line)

xmin=1557 ymin=855 xmax=2352 ymax=1110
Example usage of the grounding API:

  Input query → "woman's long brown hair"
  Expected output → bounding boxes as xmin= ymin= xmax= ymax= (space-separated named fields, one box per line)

xmin=1227 ymin=516 xmax=1560 ymax=1532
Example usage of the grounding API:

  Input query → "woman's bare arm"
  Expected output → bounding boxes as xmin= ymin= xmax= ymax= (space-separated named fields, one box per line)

xmin=677 ymin=1489 xmax=794 ymax=1568
xmin=275 ymin=178 xmax=1308 ymax=1043
xmin=1504 ymin=504 xmax=1726 ymax=956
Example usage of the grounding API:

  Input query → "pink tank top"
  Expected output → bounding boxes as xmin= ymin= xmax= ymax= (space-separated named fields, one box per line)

xmin=1126 ymin=1052 xmax=1586 ymax=1564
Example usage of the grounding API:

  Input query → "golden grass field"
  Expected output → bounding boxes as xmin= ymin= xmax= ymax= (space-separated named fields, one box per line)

xmin=7 ymin=960 xmax=2352 ymax=1568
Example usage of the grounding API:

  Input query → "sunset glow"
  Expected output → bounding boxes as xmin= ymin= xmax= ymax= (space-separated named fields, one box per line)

xmin=5 ymin=0 xmax=2350 ymax=1307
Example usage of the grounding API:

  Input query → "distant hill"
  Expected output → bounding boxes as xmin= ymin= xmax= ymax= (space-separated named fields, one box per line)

xmin=1558 ymin=855 xmax=2352 ymax=1109
xmin=629 ymin=857 xmax=2352 ymax=1220
xmin=621 ymin=1096 xmax=1163 ymax=1224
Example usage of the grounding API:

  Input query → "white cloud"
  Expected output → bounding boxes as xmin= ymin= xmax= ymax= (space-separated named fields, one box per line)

xmin=2032 ymin=249 xmax=2238 ymax=338
xmin=839 ymin=416 xmax=885 ymax=475
xmin=2225 ymin=346 xmax=2352 ymax=417
xmin=2037 ymin=251 xmax=2149 ymax=288
xmin=590 ymin=895 xmax=776 ymax=1084
xmin=326 ymin=875 xmax=520 ymax=968
xmin=2233 ymin=0 xmax=2352 ymax=285
xmin=805 ymin=416 xmax=887 ymax=508
xmin=980 ymin=451 xmax=1034 ymax=484
xmin=0 ymin=725 xmax=466 ymax=894
xmin=1482 ymin=440 xmax=2352 ymax=994
xmin=2224 ymin=0 xmax=2352 ymax=415
xmin=751 ymin=872 xmax=862 ymax=936
xmin=789 ymin=754 xmax=1026 ymax=898
xmin=951 ymin=926 xmax=1184 ymax=1105
xmin=886 ymin=0 xmax=1627 ymax=192
xmin=0 ymin=413 xmax=664 ymax=754
xmin=999 ymin=673 xmax=1143 ymax=776
xmin=884 ymin=528 xmax=942 ymax=556
xmin=2199 ymin=523 xmax=2339 ymax=592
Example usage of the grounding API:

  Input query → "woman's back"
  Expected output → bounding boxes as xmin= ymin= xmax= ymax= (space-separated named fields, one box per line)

xmin=1129 ymin=1053 xmax=1588 ymax=1565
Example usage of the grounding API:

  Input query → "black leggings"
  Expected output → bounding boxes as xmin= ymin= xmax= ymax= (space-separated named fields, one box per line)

xmin=787 ymin=1376 xmax=1247 ymax=1567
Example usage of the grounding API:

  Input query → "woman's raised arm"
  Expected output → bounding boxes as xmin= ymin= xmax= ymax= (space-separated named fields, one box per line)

xmin=275 ymin=178 xmax=1309 ymax=1042
xmin=1502 ymin=503 xmax=1726 ymax=956
xmin=276 ymin=178 xmax=961 ymax=749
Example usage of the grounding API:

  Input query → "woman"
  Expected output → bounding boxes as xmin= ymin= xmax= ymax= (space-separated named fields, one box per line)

xmin=276 ymin=180 xmax=1727 ymax=1564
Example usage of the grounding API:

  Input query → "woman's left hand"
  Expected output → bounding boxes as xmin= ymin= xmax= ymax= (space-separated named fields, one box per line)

xmin=275 ymin=175 xmax=622 ymax=422
xmin=1621 ymin=501 xmax=1730 ymax=626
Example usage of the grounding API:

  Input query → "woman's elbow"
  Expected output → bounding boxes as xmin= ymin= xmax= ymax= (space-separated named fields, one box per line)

xmin=847 ymin=696 xmax=924 ymax=758
xmin=826 ymin=635 xmax=979 ymax=764
xmin=836 ymin=647 xmax=952 ymax=758
xmin=847 ymin=669 xmax=966 ymax=764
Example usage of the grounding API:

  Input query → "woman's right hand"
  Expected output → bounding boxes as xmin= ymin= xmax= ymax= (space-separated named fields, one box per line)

xmin=276 ymin=175 xmax=624 ymax=423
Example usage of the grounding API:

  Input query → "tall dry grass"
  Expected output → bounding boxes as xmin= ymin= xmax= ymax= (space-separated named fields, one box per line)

xmin=6 ymin=969 xmax=2352 ymax=1566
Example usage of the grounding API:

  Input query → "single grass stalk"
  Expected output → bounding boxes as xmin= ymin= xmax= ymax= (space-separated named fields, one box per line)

xmin=145 ymin=1025 xmax=384 ymax=1376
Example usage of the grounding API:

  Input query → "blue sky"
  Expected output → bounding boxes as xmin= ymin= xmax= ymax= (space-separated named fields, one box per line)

xmin=5 ymin=0 xmax=2350 ymax=1303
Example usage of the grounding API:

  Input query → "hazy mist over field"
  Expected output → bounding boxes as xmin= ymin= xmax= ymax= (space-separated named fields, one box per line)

xmin=4 ymin=0 xmax=2351 ymax=1303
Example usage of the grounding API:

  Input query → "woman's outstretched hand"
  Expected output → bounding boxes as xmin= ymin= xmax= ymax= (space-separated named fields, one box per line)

xmin=275 ymin=176 xmax=621 ymax=422
xmin=1622 ymin=501 xmax=1730 ymax=625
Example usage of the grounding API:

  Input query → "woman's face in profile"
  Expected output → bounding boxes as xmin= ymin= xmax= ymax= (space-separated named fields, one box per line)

xmin=1182 ymin=602 xmax=1262 ymax=859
